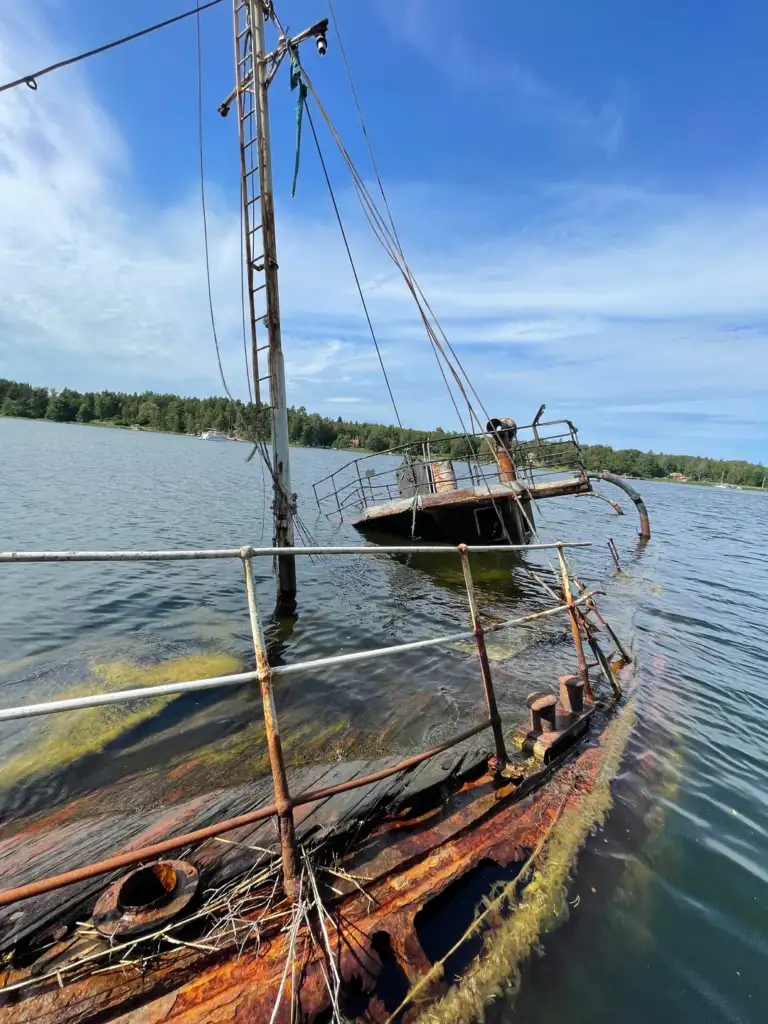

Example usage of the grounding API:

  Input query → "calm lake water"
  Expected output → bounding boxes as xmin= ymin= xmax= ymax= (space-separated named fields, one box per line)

xmin=1 ymin=416 xmax=767 ymax=1021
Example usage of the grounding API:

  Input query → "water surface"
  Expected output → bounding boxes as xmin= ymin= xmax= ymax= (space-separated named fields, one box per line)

xmin=1 ymin=417 xmax=766 ymax=1021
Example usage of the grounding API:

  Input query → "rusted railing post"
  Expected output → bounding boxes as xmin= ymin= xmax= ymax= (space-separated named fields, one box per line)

xmin=457 ymin=544 xmax=509 ymax=767
xmin=607 ymin=537 xmax=622 ymax=572
xmin=555 ymin=542 xmax=593 ymax=701
xmin=241 ymin=546 xmax=299 ymax=899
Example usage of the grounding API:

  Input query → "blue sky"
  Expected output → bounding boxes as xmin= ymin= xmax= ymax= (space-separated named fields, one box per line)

xmin=0 ymin=1 xmax=766 ymax=462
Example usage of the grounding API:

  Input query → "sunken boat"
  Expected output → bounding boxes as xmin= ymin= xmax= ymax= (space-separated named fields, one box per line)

xmin=0 ymin=1 xmax=650 ymax=1020
xmin=314 ymin=412 xmax=595 ymax=545
xmin=314 ymin=409 xmax=652 ymax=547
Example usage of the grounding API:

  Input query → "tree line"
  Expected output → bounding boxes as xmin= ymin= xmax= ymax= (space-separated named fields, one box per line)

xmin=1 ymin=378 xmax=765 ymax=487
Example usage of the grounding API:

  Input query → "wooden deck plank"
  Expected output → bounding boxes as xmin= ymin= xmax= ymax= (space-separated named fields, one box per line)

xmin=394 ymin=741 xmax=486 ymax=805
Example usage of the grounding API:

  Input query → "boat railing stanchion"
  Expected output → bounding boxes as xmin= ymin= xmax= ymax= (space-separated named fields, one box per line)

xmin=555 ymin=542 xmax=593 ymax=701
xmin=241 ymin=546 xmax=299 ymax=899
xmin=457 ymin=544 xmax=510 ymax=770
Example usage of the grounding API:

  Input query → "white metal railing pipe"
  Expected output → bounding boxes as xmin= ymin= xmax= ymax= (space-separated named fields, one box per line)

xmin=0 ymin=541 xmax=591 ymax=564
xmin=0 ymin=670 xmax=259 ymax=722
xmin=0 ymin=590 xmax=600 ymax=723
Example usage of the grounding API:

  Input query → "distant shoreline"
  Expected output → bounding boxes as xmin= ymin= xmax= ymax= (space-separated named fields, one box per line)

xmin=4 ymin=415 xmax=765 ymax=492
xmin=2 ymin=377 xmax=765 ymax=485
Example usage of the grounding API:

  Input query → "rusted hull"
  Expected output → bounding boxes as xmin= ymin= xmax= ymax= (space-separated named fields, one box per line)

xmin=0 ymin=702 xmax=625 ymax=1024
xmin=352 ymin=491 xmax=534 ymax=545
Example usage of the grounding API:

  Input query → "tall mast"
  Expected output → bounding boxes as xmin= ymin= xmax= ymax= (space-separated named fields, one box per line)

xmin=227 ymin=2 xmax=328 ymax=610
xmin=250 ymin=0 xmax=294 ymax=608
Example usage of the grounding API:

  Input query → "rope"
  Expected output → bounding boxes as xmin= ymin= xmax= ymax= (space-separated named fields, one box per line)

xmin=195 ymin=3 xmax=233 ymax=401
xmin=303 ymin=102 xmax=403 ymax=428
xmin=289 ymin=55 xmax=308 ymax=198
xmin=0 ymin=0 xmax=225 ymax=95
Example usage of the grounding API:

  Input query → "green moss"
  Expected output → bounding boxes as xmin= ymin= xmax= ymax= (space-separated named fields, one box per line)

xmin=186 ymin=715 xmax=366 ymax=777
xmin=0 ymin=652 xmax=242 ymax=790
xmin=413 ymin=700 xmax=637 ymax=1023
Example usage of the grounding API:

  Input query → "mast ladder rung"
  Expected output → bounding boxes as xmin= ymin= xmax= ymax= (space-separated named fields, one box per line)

xmin=256 ymin=343 xmax=269 ymax=353
xmin=252 ymin=282 xmax=267 ymax=293
xmin=247 ymin=194 xmax=261 ymax=207
xmin=258 ymin=374 xmax=273 ymax=383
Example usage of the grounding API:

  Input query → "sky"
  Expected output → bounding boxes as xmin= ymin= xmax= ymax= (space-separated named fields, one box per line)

xmin=0 ymin=0 xmax=766 ymax=462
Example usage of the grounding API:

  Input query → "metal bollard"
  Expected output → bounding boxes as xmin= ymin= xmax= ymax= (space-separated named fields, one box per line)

xmin=526 ymin=691 xmax=558 ymax=734
xmin=558 ymin=673 xmax=584 ymax=715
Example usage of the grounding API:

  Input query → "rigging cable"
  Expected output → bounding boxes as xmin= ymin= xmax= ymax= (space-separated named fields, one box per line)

xmin=294 ymin=61 xmax=477 ymax=431
xmin=195 ymin=1 xmax=234 ymax=402
xmin=303 ymin=101 xmax=403 ymax=429
xmin=322 ymin=2 xmax=491 ymax=427
xmin=0 ymin=0 xmax=225 ymax=95
xmin=325 ymin=0 xmax=406 ymax=264
xmin=291 ymin=55 xmax=477 ymax=444
xmin=284 ymin=28 xmax=555 ymax=559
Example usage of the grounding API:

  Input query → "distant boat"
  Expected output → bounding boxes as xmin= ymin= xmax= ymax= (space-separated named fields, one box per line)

xmin=715 ymin=470 xmax=729 ymax=488
xmin=200 ymin=429 xmax=229 ymax=441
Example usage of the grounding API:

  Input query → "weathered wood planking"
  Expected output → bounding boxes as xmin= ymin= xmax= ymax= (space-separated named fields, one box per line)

xmin=0 ymin=742 xmax=489 ymax=952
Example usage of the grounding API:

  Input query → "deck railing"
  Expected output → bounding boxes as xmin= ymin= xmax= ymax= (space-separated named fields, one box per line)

xmin=0 ymin=540 xmax=594 ymax=905
xmin=313 ymin=419 xmax=587 ymax=519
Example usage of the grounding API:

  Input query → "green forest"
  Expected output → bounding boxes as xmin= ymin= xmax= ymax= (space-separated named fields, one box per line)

xmin=1 ymin=377 xmax=765 ymax=488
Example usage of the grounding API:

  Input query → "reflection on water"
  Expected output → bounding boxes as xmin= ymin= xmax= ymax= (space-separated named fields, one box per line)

xmin=2 ymin=417 xmax=768 ymax=1020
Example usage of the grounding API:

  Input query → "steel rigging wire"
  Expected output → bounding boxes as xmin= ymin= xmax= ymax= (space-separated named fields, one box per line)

xmin=282 ymin=3 xmax=566 ymax=567
xmin=0 ymin=0 xmax=226 ymax=95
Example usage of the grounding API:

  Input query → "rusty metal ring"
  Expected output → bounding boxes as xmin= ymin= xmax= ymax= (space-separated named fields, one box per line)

xmin=92 ymin=859 xmax=199 ymax=939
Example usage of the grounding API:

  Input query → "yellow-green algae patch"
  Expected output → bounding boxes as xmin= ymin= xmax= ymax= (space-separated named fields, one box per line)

xmin=0 ymin=652 xmax=241 ymax=790
xmin=410 ymin=700 xmax=637 ymax=1024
